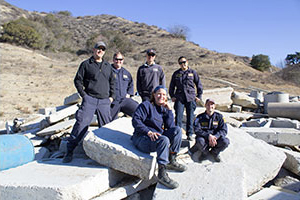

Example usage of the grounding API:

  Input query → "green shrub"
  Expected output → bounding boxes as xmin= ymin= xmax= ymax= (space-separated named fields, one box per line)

xmin=250 ymin=54 xmax=271 ymax=71
xmin=0 ymin=17 xmax=43 ymax=49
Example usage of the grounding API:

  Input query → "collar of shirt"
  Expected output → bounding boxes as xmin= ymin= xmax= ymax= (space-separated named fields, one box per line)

xmin=144 ymin=62 xmax=156 ymax=67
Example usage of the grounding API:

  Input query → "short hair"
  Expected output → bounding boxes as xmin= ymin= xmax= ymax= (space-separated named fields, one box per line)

xmin=113 ymin=52 xmax=123 ymax=60
xmin=178 ymin=56 xmax=187 ymax=63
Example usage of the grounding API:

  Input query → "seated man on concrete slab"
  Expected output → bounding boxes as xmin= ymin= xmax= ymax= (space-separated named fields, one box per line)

xmin=110 ymin=52 xmax=139 ymax=120
xmin=191 ymin=99 xmax=230 ymax=162
xmin=132 ymin=85 xmax=187 ymax=189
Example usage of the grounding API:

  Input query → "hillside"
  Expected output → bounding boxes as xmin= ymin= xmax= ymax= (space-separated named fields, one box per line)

xmin=1 ymin=0 xmax=300 ymax=122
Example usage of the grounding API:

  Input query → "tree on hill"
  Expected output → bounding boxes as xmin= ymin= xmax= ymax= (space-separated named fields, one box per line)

xmin=250 ymin=54 xmax=271 ymax=71
xmin=167 ymin=25 xmax=190 ymax=40
xmin=285 ymin=52 xmax=300 ymax=65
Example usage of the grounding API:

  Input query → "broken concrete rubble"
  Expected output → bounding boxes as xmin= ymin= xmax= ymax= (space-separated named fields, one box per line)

xmin=242 ymin=127 xmax=300 ymax=146
xmin=0 ymin=158 xmax=129 ymax=200
xmin=64 ymin=93 xmax=81 ymax=105
xmin=83 ymin=117 xmax=157 ymax=180
xmin=232 ymin=91 xmax=258 ymax=109
xmin=36 ymin=119 xmax=76 ymax=137
xmin=199 ymin=87 xmax=234 ymax=109
xmin=279 ymin=147 xmax=300 ymax=176
xmin=46 ymin=104 xmax=78 ymax=124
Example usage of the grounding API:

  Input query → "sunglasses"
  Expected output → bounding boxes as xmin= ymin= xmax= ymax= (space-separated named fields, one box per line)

xmin=96 ymin=47 xmax=106 ymax=51
xmin=179 ymin=61 xmax=187 ymax=65
xmin=114 ymin=58 xmax=124 ymax=61
xmin=147 ymin=53 xmax=156 ymax=57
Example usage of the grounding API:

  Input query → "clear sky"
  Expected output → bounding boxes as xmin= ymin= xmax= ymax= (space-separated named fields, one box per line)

xmin=5 ymin=0 xmax=300 ymax=66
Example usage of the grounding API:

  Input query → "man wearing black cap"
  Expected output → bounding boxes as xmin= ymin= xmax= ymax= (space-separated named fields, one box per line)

xmin=136 ymin=49 xmax=166 ymax=101
xmin=191 ymin=99 xmax=229 ymax=162
xmin=63 ymin=41 xmax=115 ymax=163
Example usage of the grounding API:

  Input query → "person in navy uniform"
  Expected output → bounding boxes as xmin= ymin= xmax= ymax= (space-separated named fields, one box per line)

xmin=169 ymin=56 xmax=203 ymax=141
xmin=136 ymin=49 xmax=166 ymax=101
xmin=132 ymin=85 xmax=187 ymax=189
xmin=192 ymin=99 xmax=229 ymax=162
xmin=63 ymin=41 xmax=115 ymax=163
xmin=110 ymin=52 xmax=138 ymax=120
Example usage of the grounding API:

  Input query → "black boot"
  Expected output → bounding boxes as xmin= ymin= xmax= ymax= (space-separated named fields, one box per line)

xmin=158 ymin=164 xmax=179 ymax=189
xmin=166 ymin=153 xmax=187 ymax=172
xmin=62 ymin=151 xmax=73 ymax=163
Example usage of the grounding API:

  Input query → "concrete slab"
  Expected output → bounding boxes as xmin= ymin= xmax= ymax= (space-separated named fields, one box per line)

xmin=64 ymin=93 xmax=81 ymax=105
xmin=247 ymin=187 xmax=300 ymax=200
xmin=279 ymin=147 xmax=300 ymax=176
xmin=199 ymin=87 xmax=234 ymax=108
xmin=36 ymin=119 xmax=76 ymax=137
xmin=83 ymin=117 xmax=157 ymax=180
xmin=219 ymin=126 xmax=286 ymax=195
xmin=93 ymin=176 xmax=157 ymax=200
xmin=242 ymin=127 xmax=300 ymax=146
xmin=232 ymin=91 xmax=257 ymax=109
xmin=0 ymin=158 xmax=128 ymax=200
xmin=154 ymin=163 xmax=246 ymax=200
xmin=46 ymin=104 xmax=78 ymax=124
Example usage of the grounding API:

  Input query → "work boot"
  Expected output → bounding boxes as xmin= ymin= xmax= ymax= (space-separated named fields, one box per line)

xmin=166 ymin=153 xmax=187 ymax=172
xmin=212 ymin=153 xmax=221 ymax=162
xmin=158 ymin=164 xmax=179 ymax=189
xmin=62 ymin=151 xmax=73 ymax=163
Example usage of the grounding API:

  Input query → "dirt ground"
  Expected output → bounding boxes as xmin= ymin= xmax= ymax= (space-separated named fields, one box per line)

xmin=1 ymin=43 xmax=300 ymax=124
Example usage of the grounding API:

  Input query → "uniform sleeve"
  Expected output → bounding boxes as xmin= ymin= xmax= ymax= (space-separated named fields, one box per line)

xmin=160 ymin=67 xmax=166 ymax=87
xmin=127 ymin=71 xmax=134 ymax=96
xmin=213 ymin=115 xmax=228 ymax=139
xmin=163 ymin=110 xmax=175 ymax=129
xmin=193 ymin=116 xmax=213 ymax=139
xmin=109 ymin=67 xmax=116 ymax=99
xmin=136 ymin=67 xmax=142 ymax=96
xmin=169 ymin=73 xmax=176 ymax=98
xmin=194 ymin=71 xmax=203 ymax=99
xmin=132 ymin=103 xmax=150 ymax=135
xmin=74 ymin=62 xmax=86 ymax=98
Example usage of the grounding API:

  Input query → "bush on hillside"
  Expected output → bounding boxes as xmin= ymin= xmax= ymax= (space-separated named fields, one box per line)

xmin=0 ymin=14 xmax=74 ymax=52
xmin=0 ymin=17 xmax=43 ymax=49
xmin=277 ymin=63 xmax=300 ymax=85
xmin=250 ymin=54 xmax=271 ymax=71
xmin=167 ymin=25 xmax=189 ymax=40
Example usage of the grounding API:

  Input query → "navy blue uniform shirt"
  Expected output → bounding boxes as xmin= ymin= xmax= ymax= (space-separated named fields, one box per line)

xmin=112 ymin=65 xmax=134 ymax=101
xmin=193 ymin=111 xmax=227 ymax=139
xmin=74 ymin=56 xmax=115 ymax=99
xmin=169 ymin=68 xmax=203 ymax=102
xmin=136 ymin=63 xmax=166 ymax=98
xmin=132 ymin=101 xmax=175 ymax=136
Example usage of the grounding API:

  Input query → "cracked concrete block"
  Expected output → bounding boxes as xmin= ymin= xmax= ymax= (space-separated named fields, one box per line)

xmin=83 ymin=117 xmax=157 ymax=180
xmin=232 ymin=91 xmax=258 ymax=109
xmin=46 ymin=104 xmax=78 ymax=124
xmin=0 ymin=158 xmax=127 ymax=200
xmin=154 ymin=163 xmax=246 ymax=200
xmin=36 ymin=119 xmax=76 ymax=137
xmin=64 ymin=93 xmax=81 ymax=105
xmin=279 ymin=147 xmax=300 ymax=176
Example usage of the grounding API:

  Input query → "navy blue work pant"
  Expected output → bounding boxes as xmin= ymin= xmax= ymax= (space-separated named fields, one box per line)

xmin=67 ymin=95 xmax=112 ymax=152
xmin=132 ymin=126 xmax=182 ymax=166
xmin=196 ymin=136 xmax=229 ymax=155
xmin=174 ymin=100 xmax=196 ymax=137
xmin=111 ymin=98 xmax=139 ymax=120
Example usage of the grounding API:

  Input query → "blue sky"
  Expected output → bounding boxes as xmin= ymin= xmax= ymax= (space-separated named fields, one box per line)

xmin=5 ymin=0 xmax=300 ymax=66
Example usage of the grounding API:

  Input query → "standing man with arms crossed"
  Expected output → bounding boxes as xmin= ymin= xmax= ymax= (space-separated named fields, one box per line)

xmin=169 ymin=56 xmax=203 ymax=141
xmin=136 ymin=49 xmax=166 ymax=101
xmin=63 ymin=41 xmax=115 ymax=163
xmin=110 ymin=52 xmax=139 ymax=120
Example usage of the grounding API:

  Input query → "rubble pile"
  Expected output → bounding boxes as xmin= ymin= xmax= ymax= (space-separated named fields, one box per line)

xmin=0 ymin=87 xmax=300 ymax=200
